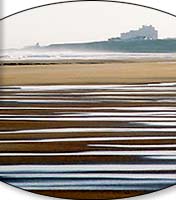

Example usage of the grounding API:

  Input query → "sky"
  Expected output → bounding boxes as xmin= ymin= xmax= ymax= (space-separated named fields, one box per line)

xmin=2 ymin=0 xmax=176 ymax=18
xmin=1 ymin=1 xmax=176 ymax=49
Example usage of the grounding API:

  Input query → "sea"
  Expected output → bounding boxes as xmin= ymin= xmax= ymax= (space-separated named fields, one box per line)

xmin=1 ymin=50 xmax=176 ymax=61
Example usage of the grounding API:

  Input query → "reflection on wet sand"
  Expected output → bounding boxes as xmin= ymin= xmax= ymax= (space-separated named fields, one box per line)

xmin=0 ymin=82 xmax=176 ymax=199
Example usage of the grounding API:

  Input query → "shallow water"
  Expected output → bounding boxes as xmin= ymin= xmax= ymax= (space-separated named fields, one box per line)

xmin=0 ymin=83 xmax=176 ymax=195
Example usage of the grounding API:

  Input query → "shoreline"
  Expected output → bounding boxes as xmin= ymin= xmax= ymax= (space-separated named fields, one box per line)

xmin=1 ymin=58 xmax=176 ymax=66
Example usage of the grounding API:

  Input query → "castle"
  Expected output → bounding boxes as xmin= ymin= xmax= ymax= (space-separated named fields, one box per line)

xmin=109 ymin=25 xmax=158 ymax=41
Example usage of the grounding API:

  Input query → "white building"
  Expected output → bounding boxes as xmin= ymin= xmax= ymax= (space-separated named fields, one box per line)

xmin=120 ymin=25 xmax=158 ymax=40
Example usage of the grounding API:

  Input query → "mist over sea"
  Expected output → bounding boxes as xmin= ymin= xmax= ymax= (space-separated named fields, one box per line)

xmin=1 ymin=39 xmax=176 ymax=62
xmin=1 ymin=50 xmax=176 ymax=62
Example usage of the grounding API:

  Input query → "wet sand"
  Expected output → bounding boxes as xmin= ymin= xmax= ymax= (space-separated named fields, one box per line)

xmin=30 ymin=190 xmax=148 ymax=200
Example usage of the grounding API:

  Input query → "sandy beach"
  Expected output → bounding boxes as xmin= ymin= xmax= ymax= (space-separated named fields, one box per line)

xmin=0 ymin=60 xmax=176 ymax=199
xmin=1 ymin=60 xmax=176 ymax=85
xmin=2 ymin=0 xmax=176 ymax=198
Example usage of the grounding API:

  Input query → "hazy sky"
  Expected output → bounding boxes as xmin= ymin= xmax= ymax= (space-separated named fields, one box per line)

xmin=3 ymin=0 xmax=176 ymax=17
xmin=1 ymin=1 xmax=176 ymax=49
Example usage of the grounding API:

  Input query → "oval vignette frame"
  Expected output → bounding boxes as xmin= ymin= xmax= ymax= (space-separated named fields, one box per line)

xmin=0 ymin=1 xmax=176 ymax=200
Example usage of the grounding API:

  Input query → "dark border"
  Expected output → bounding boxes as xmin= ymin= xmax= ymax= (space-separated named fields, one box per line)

xmin=1 ymin=0 xmax=176 ymax=21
